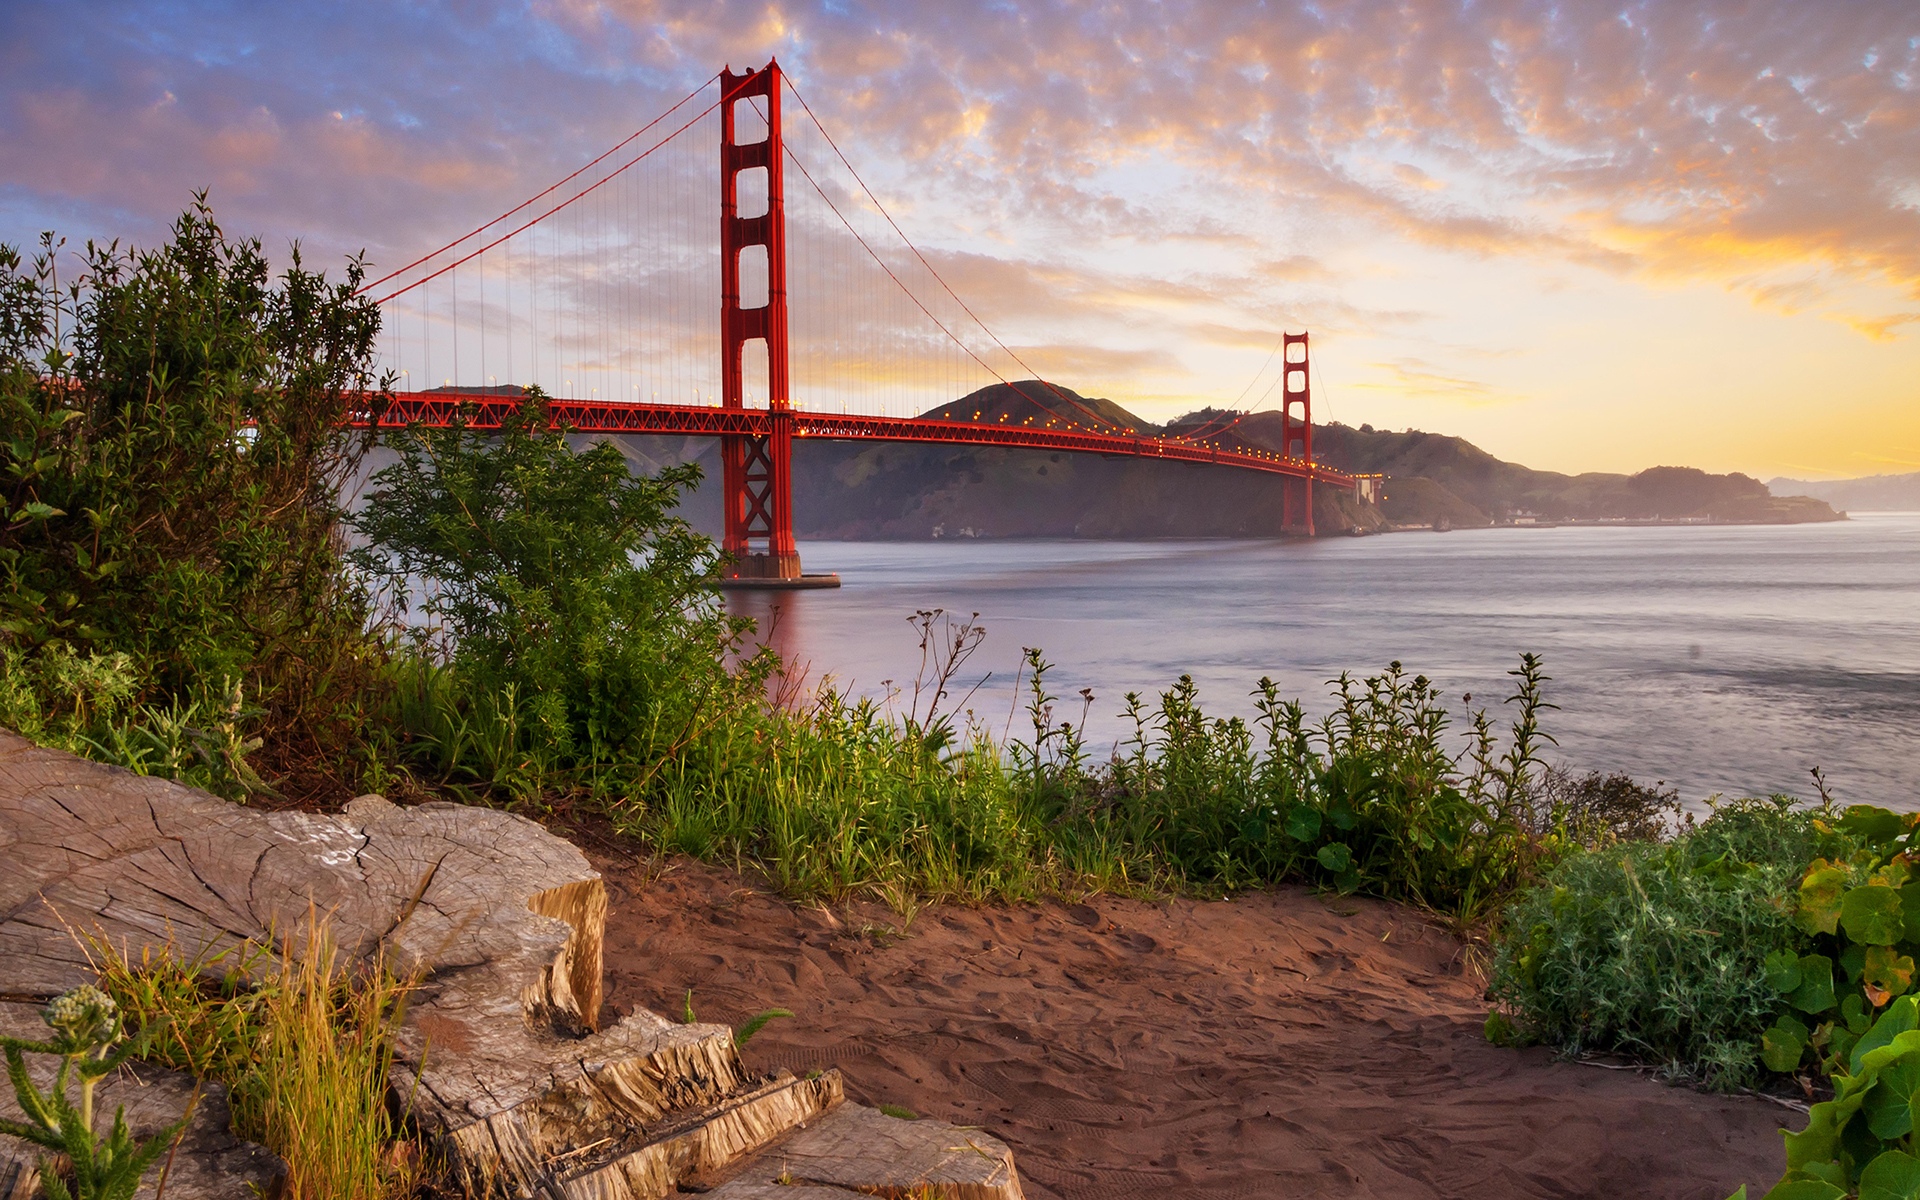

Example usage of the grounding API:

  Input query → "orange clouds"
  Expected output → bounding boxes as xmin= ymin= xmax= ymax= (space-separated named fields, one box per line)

xmin=3 ymin=0 xmax=1917 ymax=475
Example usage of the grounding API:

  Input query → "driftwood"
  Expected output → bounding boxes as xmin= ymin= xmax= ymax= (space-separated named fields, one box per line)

xmin=0 ymin=732 xmax=1025 ymax=1199
xmin=710 ymin=1104 xmax=1026 ymax=1200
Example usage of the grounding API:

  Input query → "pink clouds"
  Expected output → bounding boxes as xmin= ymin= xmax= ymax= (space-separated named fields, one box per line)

xmin=9 ymin=1 xmax=1916 ymax=306
xmin=3 ymin=0 xmax=1917 ymax=477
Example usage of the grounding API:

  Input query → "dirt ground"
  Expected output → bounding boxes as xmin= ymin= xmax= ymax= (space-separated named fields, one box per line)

xmin=593 ymin=855 xmax=1794 ymax=1199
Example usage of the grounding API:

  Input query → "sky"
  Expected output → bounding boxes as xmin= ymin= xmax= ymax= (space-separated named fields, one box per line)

xmin=2 ymin=1 xmax=1917 ymax=480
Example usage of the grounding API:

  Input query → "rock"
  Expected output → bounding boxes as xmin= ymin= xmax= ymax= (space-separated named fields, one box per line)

xmin=0 ymin=731 xmax=1028 ymax=1199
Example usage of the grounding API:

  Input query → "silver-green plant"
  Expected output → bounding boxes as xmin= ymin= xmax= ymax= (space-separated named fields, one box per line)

xmin=0 ymin=985 xmax=181 ymax=1200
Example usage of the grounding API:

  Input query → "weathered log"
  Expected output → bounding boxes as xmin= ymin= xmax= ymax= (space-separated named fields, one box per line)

xmin=712 ymin=1104 xmax=1026 ymax=1200
xmin=0 ymin=732 xmax=1027 ymax=1200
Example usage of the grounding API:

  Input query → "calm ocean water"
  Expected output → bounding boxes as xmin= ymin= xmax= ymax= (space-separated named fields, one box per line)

xmin=726 ymin=513 xmax=1920 ymax=810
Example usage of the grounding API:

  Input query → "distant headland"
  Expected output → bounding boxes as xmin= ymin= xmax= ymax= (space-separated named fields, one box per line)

xmin=609 ymin=380 xmax=1843 ymax=538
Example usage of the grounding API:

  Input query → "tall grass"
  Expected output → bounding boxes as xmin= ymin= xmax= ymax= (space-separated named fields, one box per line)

xmin=616 ymin=648 xmax=1569 ymax=924
xmin=245 ymin=928 xmax=413 ymax=1200
xmin=88 ymin=918 xmax=416 ymax=1200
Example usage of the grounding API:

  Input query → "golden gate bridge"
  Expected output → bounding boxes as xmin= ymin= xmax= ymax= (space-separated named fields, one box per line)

xmin=354 ymin=59 xmax=1352 ymax=586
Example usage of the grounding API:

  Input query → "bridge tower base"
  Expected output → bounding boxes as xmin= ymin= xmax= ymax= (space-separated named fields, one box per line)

xmin=1281 ymin=332 xmax=1315 ymax=538
xmin=717 ymin=58 xmax=839 ymax=589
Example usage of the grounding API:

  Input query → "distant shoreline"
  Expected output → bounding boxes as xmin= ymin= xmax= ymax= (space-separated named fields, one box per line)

xmin=1369 ymin=512 xmax=1852 ymax=534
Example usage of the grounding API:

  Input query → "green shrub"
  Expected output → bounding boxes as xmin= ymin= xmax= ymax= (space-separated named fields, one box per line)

xmin=349 ymin=392 xmax=769 ymax=799
xmin=1025 ymin=654 xmax=1558 ymax=922
xmin=1488 ymin=797 xmax=1850 ymax=1088
xmin=0 ymin=641 xmax=274 ymax=799
xmin=1492 ymin=800 xmax=1920 ymax=1097
xmin=1763 ymin=805 xmax=1920 ymax=1083
xmin=0 ymin=199 xmax=386 ymax=787
xmin=1741 ymin=992 xmax=1920 ymax=1200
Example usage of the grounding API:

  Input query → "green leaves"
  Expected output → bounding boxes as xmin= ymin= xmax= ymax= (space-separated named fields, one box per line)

xmin=1861 ymin=1149 xmax=1920 ymax=1200
xmin=1841 ymin=806 xmax=1913 ymax=847
xmin=1846 ymin=885 xmax=1908 ymax=946
xmin=1767 ymin=950 xmax=1841 ymax=1016
xmin=1 ymin=201 xmax=385 ymax=786
xmin=1853 ymin=998 xmax=1920 ymax=1075
xmin=1863 ymin=1055 xmax=1920 ymax=1139
xmin=1763 ymin=1015 xmax=1811 ymax=1073
xmin=0 ymin=986 xmax=183 ymax=1200
xmin=1770 ymin=999 xmax=1920 ymax=1199
xmin=349 ymin=392 xmax=764 ymax=795
xmin=1315 ymin=843 xmax=1352 ymax=873
xmin=1284 ymin=804 xmax=1321 ymax=842
xmin=1800 ymin=861 xmax=1851 ymax=935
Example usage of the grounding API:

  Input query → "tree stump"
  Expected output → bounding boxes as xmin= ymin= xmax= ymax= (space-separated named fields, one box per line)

xmin=0 ymin=731 xmax=1025 ymax=1199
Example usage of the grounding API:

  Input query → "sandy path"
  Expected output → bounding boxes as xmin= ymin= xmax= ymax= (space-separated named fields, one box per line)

xmin=595 ymin=857 xmax=1792 ymax=1199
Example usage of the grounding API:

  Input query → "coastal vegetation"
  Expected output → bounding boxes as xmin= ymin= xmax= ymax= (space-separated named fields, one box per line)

xmin=0 ymin=205 xmax=1885 ymax=1200
xmin=0 ymin=198 xmax=383 ymax=799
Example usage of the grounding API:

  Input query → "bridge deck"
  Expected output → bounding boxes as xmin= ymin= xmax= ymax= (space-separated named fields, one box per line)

xmin=365 ymin=393 xmax=1355 ymax=488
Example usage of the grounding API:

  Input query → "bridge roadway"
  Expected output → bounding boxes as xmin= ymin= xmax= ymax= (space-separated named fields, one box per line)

xmin=365 ymin=391 xmax=1357 ymax=489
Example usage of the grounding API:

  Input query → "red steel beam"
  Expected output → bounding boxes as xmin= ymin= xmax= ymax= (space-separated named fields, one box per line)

xmin=357 ymin=393 xmax=1357 ymax=489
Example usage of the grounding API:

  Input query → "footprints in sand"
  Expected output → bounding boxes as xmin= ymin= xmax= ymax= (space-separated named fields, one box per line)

xmin=597 ymin=859 xmax=1788 ymax=1199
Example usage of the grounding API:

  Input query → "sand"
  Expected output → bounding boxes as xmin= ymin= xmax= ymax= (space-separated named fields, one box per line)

xmin=594 ymin=855 xmax=1794 ymax=1199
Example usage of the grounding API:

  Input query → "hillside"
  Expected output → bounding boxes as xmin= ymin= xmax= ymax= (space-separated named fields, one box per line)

xmin=1768 ymin=472 xmax=1920 ymax=512
xmin=1208 ymin=413 xmax=1840 ymax=525
xmin=609 ymin=382 xmax=1840 ymax=538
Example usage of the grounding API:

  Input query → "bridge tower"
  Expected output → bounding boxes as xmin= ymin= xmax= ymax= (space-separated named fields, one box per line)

xmin=1281 ymin=332 xmax=1315 ymax=537
xmin=718 ymin=59 xmax=836 ymax=587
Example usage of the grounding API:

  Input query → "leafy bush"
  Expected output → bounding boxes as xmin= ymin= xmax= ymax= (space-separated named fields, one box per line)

xmin=1743 ymin=992 xmax=1920 ymax=1200
xmin=1488 ymin=797 xmax=1844 ymax=1088
xmin=0 ymin=200 xmax=386 ymax=790
xmin=1492 ymin=801 xmax=1920 ymax=1096
xmin=1032 ymin=654 xmax=1559 ymax=922
xmin=1764 ymin=806 xmax=1920 ymax=1083
xmin=0 ymin=642 xmax=275 ymax=798
xmin=349 ymin=392 xmax=768 ymax=799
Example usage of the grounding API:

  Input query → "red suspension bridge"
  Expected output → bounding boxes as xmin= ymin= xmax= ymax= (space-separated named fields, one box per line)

xmin=355 ymin=59 xmax=1352 ymax=586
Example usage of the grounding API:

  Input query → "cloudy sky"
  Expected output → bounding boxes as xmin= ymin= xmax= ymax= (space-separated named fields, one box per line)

xmin=3 ymin=1 xmax=1917 ymax=479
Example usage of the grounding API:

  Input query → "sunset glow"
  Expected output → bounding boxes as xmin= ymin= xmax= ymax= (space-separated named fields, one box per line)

xmin=3 ymin=1 xmax=1915 ymax=478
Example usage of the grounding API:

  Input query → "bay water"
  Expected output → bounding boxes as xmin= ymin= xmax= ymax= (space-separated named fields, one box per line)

xmin=726 ymin=513 xmax=1920 ymax=810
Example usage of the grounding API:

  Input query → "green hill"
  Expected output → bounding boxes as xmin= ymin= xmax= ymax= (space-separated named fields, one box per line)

xmin=1198 ymin=413 xmax=1840 ymax=526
